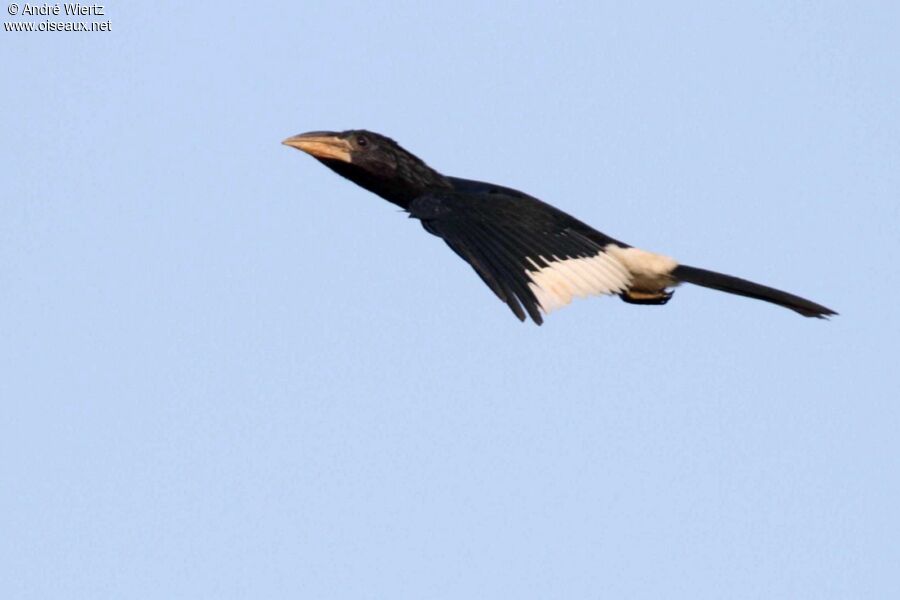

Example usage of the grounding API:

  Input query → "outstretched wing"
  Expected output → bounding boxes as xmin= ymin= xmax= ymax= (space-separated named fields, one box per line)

xmin=408 ymin=190 xmax=634 ymax=324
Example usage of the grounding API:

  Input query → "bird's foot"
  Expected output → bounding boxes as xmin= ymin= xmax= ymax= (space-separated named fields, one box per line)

xmin=620 ymin=289 xmax=674 ymax=306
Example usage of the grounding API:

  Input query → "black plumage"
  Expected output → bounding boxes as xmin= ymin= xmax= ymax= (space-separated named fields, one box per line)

xmin=283 ymin=129 xmax=836 ymax=324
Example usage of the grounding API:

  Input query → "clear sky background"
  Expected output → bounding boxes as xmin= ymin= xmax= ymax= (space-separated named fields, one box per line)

xmin=2 ymin=2 xmax=898 ymax=598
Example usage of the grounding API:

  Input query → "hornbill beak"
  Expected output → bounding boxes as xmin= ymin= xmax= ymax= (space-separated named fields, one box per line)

xmin=282 ymin=131 xmax=352 ymax=162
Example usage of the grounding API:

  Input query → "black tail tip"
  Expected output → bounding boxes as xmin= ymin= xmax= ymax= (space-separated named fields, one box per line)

xmin=798 ymin=306 xmax=839 ymax=319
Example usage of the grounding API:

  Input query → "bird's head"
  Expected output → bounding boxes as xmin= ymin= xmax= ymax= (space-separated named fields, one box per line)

xmin=282 ymin=129 xmax=450 ymax=207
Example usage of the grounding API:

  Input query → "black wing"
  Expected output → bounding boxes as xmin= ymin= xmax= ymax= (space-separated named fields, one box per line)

xmin=408 ymin=190 xmax=630 ymax=324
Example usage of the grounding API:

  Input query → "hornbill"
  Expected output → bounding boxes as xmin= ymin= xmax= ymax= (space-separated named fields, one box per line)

xmin=283 ymin=129 xmax=836 ymax=325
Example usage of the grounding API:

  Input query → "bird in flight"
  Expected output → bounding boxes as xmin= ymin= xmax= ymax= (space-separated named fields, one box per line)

xmin=283 ymin=130 xmax=835 ymax=325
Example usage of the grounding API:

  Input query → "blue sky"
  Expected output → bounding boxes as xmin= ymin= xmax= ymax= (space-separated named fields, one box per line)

xmin=3 ymin=2 xmax=898 ymax=598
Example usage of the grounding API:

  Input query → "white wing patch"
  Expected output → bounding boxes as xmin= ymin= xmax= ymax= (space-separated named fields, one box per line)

xmin=525 ymin=244 xmax=679 ymax=314
xmin=526 ymin=251 xmax=631 ymax=313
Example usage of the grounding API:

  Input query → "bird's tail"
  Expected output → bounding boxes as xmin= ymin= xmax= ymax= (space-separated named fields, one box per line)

xmin=672 ymin=265 xmax=837 ymax=318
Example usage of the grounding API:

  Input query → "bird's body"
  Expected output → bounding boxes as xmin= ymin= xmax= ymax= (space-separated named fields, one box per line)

xmin=284 ymin=130 xmax=835 ymax=324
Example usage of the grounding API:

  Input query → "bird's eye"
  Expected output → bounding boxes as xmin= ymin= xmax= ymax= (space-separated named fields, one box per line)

xmin=357 ymin=136 xmax=368 ymax=147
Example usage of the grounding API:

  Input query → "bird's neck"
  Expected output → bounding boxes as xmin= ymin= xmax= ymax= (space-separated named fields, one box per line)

xmin=325 ymin=157 xmax=452 ymax=209
xmin=386 ymin=161 xmax=453 ymax=208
